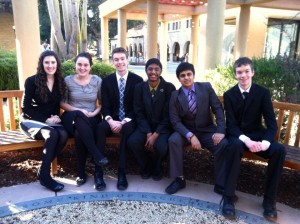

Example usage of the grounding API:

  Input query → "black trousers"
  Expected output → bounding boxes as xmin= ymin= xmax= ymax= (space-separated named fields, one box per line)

xmin=127 ymin=128 xmax=170 ymax=174
xmin=96 ymin=120 xmax=135 ymax=170
xmin=227 ymin=136 xmax=286 ymax=201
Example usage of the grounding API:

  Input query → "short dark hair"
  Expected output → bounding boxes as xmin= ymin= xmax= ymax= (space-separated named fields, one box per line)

xmin=233 ymin=57 xmax=254 ymax=74
xmin=74 ymin=52 xmax=93 ymax=66
xmin=176 ymin=62 xmax=195 ymax=78
xmin=145 ymin=58 xmax=162 ymax=71
xmin=112 ymin=47 xmax=128 ymax=59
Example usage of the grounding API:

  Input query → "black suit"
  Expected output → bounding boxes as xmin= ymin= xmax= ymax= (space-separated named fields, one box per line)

xmin=168 ymin=82 xmax=237 ymax=194
xmin=224 ymin=83 xmax=286 ymax=201
xmin=96 ymin=72 xmax=143 ymax=169
xmin=127 ymin=77 xmax=175 ymax=175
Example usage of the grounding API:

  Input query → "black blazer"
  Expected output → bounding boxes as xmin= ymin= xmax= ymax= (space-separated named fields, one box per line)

xmin=101 ymin=71 xmax=143 ymax=120
xmin=133 ymin=77 xmax=176 ymax=134
xmin=223 ymin=83 xmax=277 ymax=142
xmin=169 ymin=82 xmax=225 ymax=137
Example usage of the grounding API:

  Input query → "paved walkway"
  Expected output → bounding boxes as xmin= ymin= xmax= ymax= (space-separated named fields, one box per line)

xmin=0 ymin=175 xmax=298 ymax=223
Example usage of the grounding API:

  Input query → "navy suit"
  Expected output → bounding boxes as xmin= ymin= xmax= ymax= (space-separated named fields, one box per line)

xmin=127 ymin=77 xmax=176 ymax=175
xmin=168 ymin=82 xmax=236 ymax=194
xmin=96 ymin=72 xmax=143 ymax=169
xmin=224 ymin=83 xmax=286 ymax=201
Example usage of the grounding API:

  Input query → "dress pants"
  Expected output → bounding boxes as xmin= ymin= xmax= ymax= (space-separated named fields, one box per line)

xmin=168 ymin=131 xmax=228 ymax=189
xmin=227 ymin=136 xmax=286 ymax=201
xmin=96 ymin=120 xmax=135 ymax=169
xmin=127 ymin=128 xmax=169 ymax=174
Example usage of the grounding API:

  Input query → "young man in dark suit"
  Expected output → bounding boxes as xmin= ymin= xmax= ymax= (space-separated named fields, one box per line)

xmin=95 ymin=47 xmax=143 ymax=191
xmin=127 ymin=58 xmax=176 ymax=181
xmin=165 ymin=62 xmax=239 ymax=220
xmin=223 ymin=57 xmax=286 ymax=221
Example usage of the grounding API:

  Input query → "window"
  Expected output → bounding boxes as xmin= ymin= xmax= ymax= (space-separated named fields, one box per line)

xmin=265 ymin=19 xmax=299 ymax=59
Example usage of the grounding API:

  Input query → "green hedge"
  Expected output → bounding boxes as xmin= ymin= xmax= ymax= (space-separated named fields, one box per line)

xmin=0 ymin=50 xmax=115 ymax=91
xmin=205 ymin=56 xmax=300 ymax=104
xmin=0 ymin=50 xmax=19 ymax=90
xmin=61 ymin=59 xmax=115 ymax=78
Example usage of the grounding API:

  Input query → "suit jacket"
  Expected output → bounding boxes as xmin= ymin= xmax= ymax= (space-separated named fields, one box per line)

xmin=169 ymin=82 xmax=225 ymax=137
xmin=134 ymin=77 xmax=176 ymax=134
xmin=223 ymin=83 xmax=277 ymax=142
xmin=101 ymin=71 xmax=143 ymax=120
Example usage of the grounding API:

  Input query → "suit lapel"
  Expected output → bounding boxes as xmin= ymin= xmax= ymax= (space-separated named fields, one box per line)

xmin=112 ymin=73 xmax=119 ymax=98
xmin=152 ymin=80 xmax=165 ymax=104
xmin=178 ymin=87 xmax=189 ymax=113
xmin=143 ymin=82 xmax=152 ymax=109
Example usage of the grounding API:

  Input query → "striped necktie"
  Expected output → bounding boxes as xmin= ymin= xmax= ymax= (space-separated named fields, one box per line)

xmin=119 ymin=77 xmax=125 ymax=120
xmin=188 ymin=89 xmax=197 ymax=115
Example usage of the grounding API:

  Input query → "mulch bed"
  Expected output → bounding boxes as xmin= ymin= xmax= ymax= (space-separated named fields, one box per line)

xmin=0 ymin=146 xmax=299 ymax=209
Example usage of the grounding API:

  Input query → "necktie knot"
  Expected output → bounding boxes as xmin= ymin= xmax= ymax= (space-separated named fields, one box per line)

xmin=151 ymin=88 xmax=155 ymax=97
xmin=242 ymin=92 xmax=249 ymax=100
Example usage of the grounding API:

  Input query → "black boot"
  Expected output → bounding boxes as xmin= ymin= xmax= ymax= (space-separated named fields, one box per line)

xmin=94 ymin=166 xmax=106 ymax=191
xmin=37 ymin=167 xmax=64 ymax=192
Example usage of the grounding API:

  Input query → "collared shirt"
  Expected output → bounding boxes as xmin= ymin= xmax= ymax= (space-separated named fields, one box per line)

xmin=148 ymin=79 xmax=160 ymax=93
xmin=182 ymin=84 xmax=196 ymax=98
xmin=116 ymin=71 xmax=129 ymax=89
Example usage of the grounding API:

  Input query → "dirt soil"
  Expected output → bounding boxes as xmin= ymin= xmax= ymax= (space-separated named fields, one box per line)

xmin=0 ymin=146 xmax=299 ymax=209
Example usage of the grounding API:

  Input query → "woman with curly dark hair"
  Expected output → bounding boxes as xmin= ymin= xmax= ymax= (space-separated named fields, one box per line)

xmin=20 ymin=50 xmax=68 ymax=192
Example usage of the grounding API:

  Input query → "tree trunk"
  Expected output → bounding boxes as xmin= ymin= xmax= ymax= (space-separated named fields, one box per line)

xmin=46 ymin=0 xmax=67 ymax=59
xmin=67 ymin=0 xmax=79 ymax=59
xmin=80 ymin=0 xmax=88 ymax=52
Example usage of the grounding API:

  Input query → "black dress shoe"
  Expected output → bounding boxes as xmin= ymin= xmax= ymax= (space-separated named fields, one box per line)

xmin=95 ymin=157 xmax=109 ymax=166
xmin=214 ymin=185 xmax=239 ymax=203
xmin=37 ymin=173 xmax=64 ymax=192
xmin=76 ymin=177 xmax=87 ymax=186
xmin=221 ymin=196 xmax=236 ymax=220
xmin=94 ymin=176 xmax=106 ymax=191
xmin=117 ymin=172 xmax=128 ymax=191
xmin=263 ymin=199 xmax=277 ymax=221
xmin=165 ymin=177 xmax=186 ymax=194
xmin=141 ymin=167 xmax=152 ymax=179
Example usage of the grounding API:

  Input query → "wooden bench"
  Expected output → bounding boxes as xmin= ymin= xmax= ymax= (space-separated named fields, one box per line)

xmin=1 ymin=90 xmax=300 ymax=175
xmin=0 ymin=90 xmax=120 ymax=175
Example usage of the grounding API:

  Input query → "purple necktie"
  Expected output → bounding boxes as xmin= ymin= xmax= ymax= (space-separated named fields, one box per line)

xmin=188 ymin=89 xmax=197 ymax=115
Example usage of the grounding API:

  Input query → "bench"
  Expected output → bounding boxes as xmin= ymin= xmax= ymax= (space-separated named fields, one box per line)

xmin=1 ymin=90 xmax=300 ymax=174
xmin=0 ymin=90 xmax=120 ymax=175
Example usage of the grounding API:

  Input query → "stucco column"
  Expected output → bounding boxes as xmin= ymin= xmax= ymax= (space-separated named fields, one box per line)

xmin=118 ymin=9 xmax=127 ymax=48
xmin=12 ymin=0 xmax=40 ymax=90
xmin=190 ymin=15 xmax=200 ymax=67
xmin=235 ymin=5 xmax=250 ymax=58
xmin=205 ymin=0 xmax=226 ymax=70
xmin=198 ymin=14 xmax=207 ymax=75
xmin=146 ymin=0 xmax=158 ymax=59
xmin=101 ymin=17 xmax=109 ymax=63
xmin=246 ymin=7 xmax=268 ymax=58
xmin=159 ymin=21 xmax=168 ymax=76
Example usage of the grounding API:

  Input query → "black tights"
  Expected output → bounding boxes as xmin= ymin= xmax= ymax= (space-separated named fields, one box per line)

xmin=36 ymin=126 xmax=68 ymax=177
xmin=74 ymin=116 xmax=104 ymax=177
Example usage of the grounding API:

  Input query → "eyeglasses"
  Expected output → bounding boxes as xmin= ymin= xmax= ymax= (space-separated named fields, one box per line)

xmin=179 ymin=72 xmax=193 ymax=78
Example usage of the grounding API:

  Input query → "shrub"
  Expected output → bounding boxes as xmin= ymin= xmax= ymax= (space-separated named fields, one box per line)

xmin=61 ymin=60 xmax=75 ymax=77
xmin=61 ymin=60 xmax=115 ymax=78
xmin=91 ymin=62 xmax=115 ymax=78
xmin=205 ymin=56 xmax=300 ymax=104
xmin=0 ymin=50 xmax=19 ymax=90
